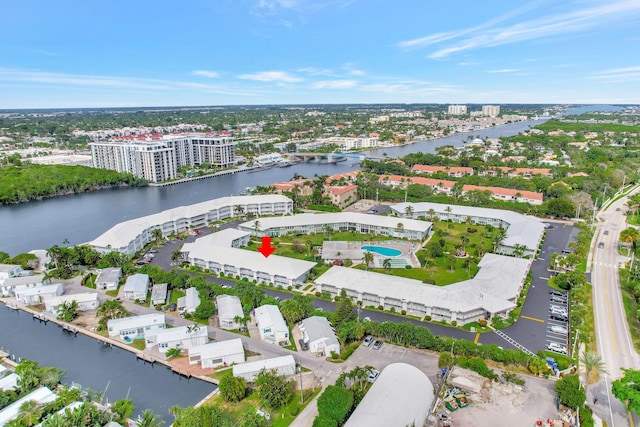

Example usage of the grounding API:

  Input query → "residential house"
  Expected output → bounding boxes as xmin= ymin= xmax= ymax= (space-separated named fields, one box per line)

xmin=177 ymin=287 xmax=200 ymax=315
xmin=107 ymin=313 xmax=166 ymax=342
xmin=122 ymin=274 xmax=150 ymax=302
xmin=44 ymin=292 xmax=99 ymax=315
xmin=217 ymin=294 xmax=244 ymax=330
xmin=379 ymin=175 xmax=456 ymax=195
xmin=151 ymin=283 xmax=168 ymax=306
xmin=95 ymin=268 xmax=122 ymax=291
xmin=0 ymin=274 xmax=44 ymax=297
xmin=0 ymin=387 xmax=57 ymax=425
xmin=0 ymin=373 xmax=19 ymax=391
xmin=188 ymin=338 xmax=245 ymax=368
xmin=14 ymin=283 xmax=63 ymax=305
xmin=271 ymin=179 xmax=314 ymax=196
xmin=147 ymin=325 xmax=208 ymax=353
xmin=462 ymin=184 xmax=543 ymax=205
xmin=325 ymin=184 xmax=358 ymax=209
xmin=299 ymin=316 xmax=340 ymax=356
xmin=411 ymin=164 xmax=473 ymax=177
xmin=0 ymin=264 xmax=22 ymax=281
xmin=255 ymin=305 xmax=289 ymax=346
xmin=232 ymin=355 xmax=296 ymax=382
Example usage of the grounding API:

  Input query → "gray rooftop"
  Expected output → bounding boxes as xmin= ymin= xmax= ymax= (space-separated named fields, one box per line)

xmin=300 ymin=316 xmax=339 ymax=348
xmin=123 ymin=274 xmax=149 ymax=294
xmin=97 ymin=268 xmax=121 ymax=283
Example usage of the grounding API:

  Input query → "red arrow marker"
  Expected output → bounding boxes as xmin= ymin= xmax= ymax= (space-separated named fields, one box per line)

xmin=258 ymin=236 xmax=276 ymax=258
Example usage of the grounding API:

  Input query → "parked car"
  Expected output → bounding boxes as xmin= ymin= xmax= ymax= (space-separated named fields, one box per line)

xmin=598 ymin=242 xmax=605 ymax=249
xmin=550 ymin=325 xmax=568 ymax=335
xmin=363 ymin=316 xmax=371 ymax=322
xmin=550 ymin=304 xmax=567 ymax=312
xmin=367 ymin=370 xmax=380 ymax=383
xmin=299 ymin=339 xmax=309 ymax=351
xmin=372 ymin=340 xmax=383 ymax=350
xmin=547 ymin=342 xmax=568 ymax=354
xmin=550 ymin=295 xmax=567 ymax=304
xmin=363 ymin=335 xmax=373 ymax=347
xmin=169 ymin=303 xmax=177 ymax=312
xmin=550 ymin=290 xmax=566 ymax=298
xmin=604 ymin=230 xmax=609 ymax=235
xmin=550 ymin=313 xmax=568 ymax=322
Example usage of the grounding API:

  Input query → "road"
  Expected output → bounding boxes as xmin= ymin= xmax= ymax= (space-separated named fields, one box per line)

xmin=590 ymin=189 xmax=640 ymax=426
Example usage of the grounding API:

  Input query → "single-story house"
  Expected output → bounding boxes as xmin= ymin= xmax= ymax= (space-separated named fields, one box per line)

xmin=122 ymin=274 xmax=150 ymax=302
xmin=0 ymin=387 xmax=57 ymax=425
xmin=188 ymin=338 xmax=245 ymax=368
xmin=299 ymin=316 xmax=340 ymax=356
xmin=147 ymin=324 xmax=208 ymax=353
xmin=14 ymin=283 xmax=63 ymax=305
xmin=107 ymin=313 xmax=166 ymax=342
xmin=255 ymin=305 xmax=289 ymax=346
xmin=232 ymin=355 xmax=297 ymax=382
xmin=0 ymin=264 xmax=22 ymax=280
xmin=151 ymin=283 xmax=168 ymax=306
xmin=95 ymin=268 xmax=122 ymax=291
xmin=0 ymin=373 xmax=19 ymax=391
xmin=44 ymin=292 xmax=100 ymax=315
xmin=0 ymin=274 xmax=44 ymax=297
xmin=178 ymin=287 xmax=201 ymax=315
xmin=217 ymin=294 xmax=244 ymax=330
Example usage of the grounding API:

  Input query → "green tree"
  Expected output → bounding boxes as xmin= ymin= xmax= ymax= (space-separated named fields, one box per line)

xmin=612 ymin=368 xmax=640 ymax=413
xmin=151 ymin=228 xmax=163 ymax=244
xmin=316 ymin=386 xmax=354 ymax=424
xmin=193 ymin=298 xmax=215 ymax=320
xmin=170 ymin=405 xmax=231 ymax=427
xmin=363 ymin=251 xmax=374 ymax=270
xmin=14 ymin=400 xmax=43 ymax=426
xmin=218 ymin=374 xmax=247 ymax=403
xmin=137 ymin=409 xmax=165 ymax=427
xmin=545 ymin=198 xmax=575 ymax=218
xmin=555 ymin=375 xmax=585 ymax=409
xmin=111 ymin=399 xmax=135 ymax=423
xmin=580 ymin=351 xmax=607 ymax=396
xmin=280 ymin=295 xmax=312 ymax=324
xmin=96 ymin=299 xmax=129 ymax=331
xmin=382 ymin=258 xmax=392 ymax=271
xmin=254 ymin=369 xmax=294 ymax=409
xmin=56 ymin=300 xmax=80 ymax=322
xmin=332 ymin=290 xmax=356 ymax=329
xmin=312 ymin=414 xmax=338 ymax=427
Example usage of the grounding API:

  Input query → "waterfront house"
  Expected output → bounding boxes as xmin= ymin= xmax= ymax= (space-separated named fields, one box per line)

xmin=0 ymin=387 xmax=57 ymax=425
xmin=151 ymin=283 xmax=168 ymax=306
xmin=14 ymin=283 xmax=63 ymax=305
xmin=147 ymin=324 xmax=208 ymax=353
xmin=0 ymin=274 xmax=44 ymax=297
xmin=177 ymin=287 xmax=200 ymax=315
xmin=95 ymin=268 xmax=122 ymax=291
xmin=44 ymin=292 xmax=100 ymax=315
xmin=217 ymin=294 xmax=244 ymax=330
xmin=188 ymin=338 xmax=245 ymax=369
xmin=0 ymin=373 xmax=19 ymax=391
xmin=255 ymin=305 xmax=289 ymax=346
xmin=0 ymin=264 xmax=22 ymax=281
xmin=122 ymin=274 xmax=149 ymax=302
xmin=298 ymin=316 xmax=340 ymax=356
xmin=232 ymin=355 xmax=296 ymax=382
xmin=107 ymin=313 xmax=166 ymax=342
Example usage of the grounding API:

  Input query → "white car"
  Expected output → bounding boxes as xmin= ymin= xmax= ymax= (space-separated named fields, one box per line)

xmin=363 ymin=335 xmax=374 ymax=347
xmin=547 ymin=342 xmax=568 ymax=354
xmin=367 ymin=370 xmax=380 ymax=383
xmin=550 ymin=325 xmax=568 ymax=335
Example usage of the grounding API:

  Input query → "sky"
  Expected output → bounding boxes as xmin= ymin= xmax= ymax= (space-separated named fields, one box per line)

xmin=1 ymin=0 xmax=639 ymax=109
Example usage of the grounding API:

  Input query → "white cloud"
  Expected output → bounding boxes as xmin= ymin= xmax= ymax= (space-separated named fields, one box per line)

xmin=487 ymin=69 xmax=520 ymax=73
xmin=238 ymin=71 xmax=303 ymax=83
xmin=590 ymin=65 xmax=640 ymax=83
xmin=311 ymin=80 xmax=357 ymax=89
xmin=191 ymin=70 xmax=220 ymax=78
xmin=342 ymin=63 xmax=365 ymax=76
xmin=397 ymin=0 xmax=640 ymax=59
xmin=297 ymin=67 xmax=334 ymax=76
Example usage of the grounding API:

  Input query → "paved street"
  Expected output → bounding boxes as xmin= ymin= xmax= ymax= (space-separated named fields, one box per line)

xmin=589 ymin=188 xmax=640 ymax=427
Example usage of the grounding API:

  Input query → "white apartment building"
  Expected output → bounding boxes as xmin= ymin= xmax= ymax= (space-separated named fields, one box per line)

xmin=90 ymin=134 xmax=235 ymax=182
xmin=482 ymin=105 xmax=501 ymax=117
xmin=322 ymin=137 xmax=380 ymax=150
xmin=448 ymin=105 xmax=468 ymax=115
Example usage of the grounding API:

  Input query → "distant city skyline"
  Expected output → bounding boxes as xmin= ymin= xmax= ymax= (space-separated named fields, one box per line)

xmin=1 ymin=0 xmax=639 ymax=108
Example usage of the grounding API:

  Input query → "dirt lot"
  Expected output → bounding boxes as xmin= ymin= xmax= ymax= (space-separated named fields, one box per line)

xmin=437 ymin=367 xmax=566 ymax=427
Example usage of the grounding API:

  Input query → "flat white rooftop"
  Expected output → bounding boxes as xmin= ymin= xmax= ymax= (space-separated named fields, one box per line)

xmin=108 ymin=313 xmax=165 ymax=331
xmin=188 ymin=338 xmax=244 ymax=359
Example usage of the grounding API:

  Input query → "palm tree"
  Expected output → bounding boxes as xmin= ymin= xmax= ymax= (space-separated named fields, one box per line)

xmin=234 ymin=205 xmax=245 ymax=218
xmin=253 ymin=220 xmax=261 ymax=236
xmin=171 ymin=249 xmax=183 ymax=264
xmin=382 ymin=258 xmax=392 ymax=271
xmin=363 ymin=252 xmax=374 ymax=271
xmin=57 ymin=300 xmax=80 ymax=322
xmin=428 ymin=208 xmax=437 ymax=221
xmin=137 ymin=409 xmax=165 ymax=427
xmin=620 ymin=227 xmax=639 ymax=255
xmin=151 ymin=228 xmax=163 ymax=244
xmin=580 ymin=351 xmax=608 ymax=396
xmin=16 ymin=400 xmax=42 ymax=426
xmin=186 ymin=323 xmax=201 ymax=346
xmin=404 ymin=205 xmax=414 ymax=218
xmin=445 ymin=206 xmax=453 ymax=220
xmin=396 ymin=222 xmax=404 ymax=236
xmin=305 ymin=238 xmax=313 ymax=257
xmin=513 ymin=244 xmax=527 ymax=258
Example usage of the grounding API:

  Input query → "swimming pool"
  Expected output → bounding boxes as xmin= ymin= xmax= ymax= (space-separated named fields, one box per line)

xmin=361 ymin=245 xmax=402 ymax=257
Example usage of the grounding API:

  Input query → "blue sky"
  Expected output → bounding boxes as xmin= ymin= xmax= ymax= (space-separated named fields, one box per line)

xmin=1 ymin=0 xmax=639 ymax=108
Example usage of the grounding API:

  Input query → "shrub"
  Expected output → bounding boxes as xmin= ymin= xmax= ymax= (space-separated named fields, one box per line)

xmin=166 ymin=348 xmax=181 ymax=358
xmin=218 ymin=374 xmax=246 ymax=403
xmin=312 ymin=414 xmax=338 ymax=427
xmin=287 ymin=286 xmax=292 ymax=291
xmin=478 ymin=319 xmax=487 ymax=327
xmin=405 ymin=265 xmax=412 ymax=269
xmin=315 ymin=292 xmax=321 ymax=297
xmin=378 ymin=305 xmax=384 ymax=310
xmin=451 ymin=320 xmax=457 ymax=327
xmin=317 ymin=386 xmax=354 ymax=423
xmin=424 ymin=315 xmax=432 ymax=321
xmin=289 ymin=406 xmax=300 ymax=416
xmin=401 ymin=310 xmax=407 ymax=315
xmin=439 ymin=352 xmax=454 ymax=368
xmin=466 ymin=358 xmax=497 ymax=380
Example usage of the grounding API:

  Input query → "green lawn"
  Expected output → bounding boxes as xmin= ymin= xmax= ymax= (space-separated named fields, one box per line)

xmin=169 ymin=289 xmax=185 ymax=305
xmin=129 ymin=339 xmax=146 ymax=351
xmin=627 ymin=215 xmax=640 ymax=226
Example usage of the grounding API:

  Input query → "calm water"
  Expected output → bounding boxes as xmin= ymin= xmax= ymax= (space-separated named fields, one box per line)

xmin=0 ymin=304 xmax=214 ymax=424
xmin=0 ymin=119 xmax=544 ymax=255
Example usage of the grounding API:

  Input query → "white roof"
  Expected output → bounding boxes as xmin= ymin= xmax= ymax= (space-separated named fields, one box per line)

xmin=87 ymin=195 xmax=291 ymax=250
xmin=300 ymin=316 xmax=339 ymax=348
xmin=45 ymin=292 xmax=98 ymax=306
xmin=255 ymin=305 xmax=288 ymax=333
xmin=187 ymin=246 xmax=315 ymax=280
xmin=188 ymin=338 xmax=244 ymax=359
xmin=154 ymin=325 xmax=208 ymax=343
xmin=217 ymin=294 xmax=244 ymax=320
xmin=0 ymin=373 xmax=19 ymax=391
xmin=108 ymin=313 xmax=165 ymax=331
xmin=182 ymin=229 xmax=250 ymax=252
xmin=391 ymin=202 xmax=544 ymax=250
xmin=97 ymin=268 xmax=121 ymax=283
xmin=344 ymin=363 xmax=433 ymax=427
xmin=15 ymin=283 xmax=63 ymax=297
xmin=232 ymin=355 xmax=296 ymax=377
xmin=316 ymin=253 xmax=530 ymax=314
xmin=239 ymin=212 xmax=431 ymax=234
xmin=0 ymin=264 xmax=20 ymax=273
xmin=178 ymin=287 xmax=200 ymax=309
xmin=123 ymin=274 xmax=149 ymax=293
xmin=0 ymin=365 xmax=6 ymax=375
xmin=1 ymin=274 xmax=44 ymax=287
xmin=0 ymin=387 xmax=57 ymax=425
xmin=151 ymin=283 xmax=168 ymax=301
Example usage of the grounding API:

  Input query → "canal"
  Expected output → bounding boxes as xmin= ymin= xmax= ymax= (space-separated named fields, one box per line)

xmin=0 ymin=304 xmax=214 ymax=424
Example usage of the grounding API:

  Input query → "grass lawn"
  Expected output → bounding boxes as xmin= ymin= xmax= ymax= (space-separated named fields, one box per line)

xmin=208 ymin=387 xmax=320 ymax=427
xmin=105 ymin=289 xmax=119 ymax=297
xmin=628 ymin=215 xmax=640 ymax=226
xmin=169 ymin=289 xmax=185 ymax=305
xmin=129 ymin=339 xmax=146 ymax=351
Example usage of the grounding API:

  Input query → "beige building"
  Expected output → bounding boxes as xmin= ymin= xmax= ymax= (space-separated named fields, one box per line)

xmin=325 ymin=184 xmax=358 ymax=208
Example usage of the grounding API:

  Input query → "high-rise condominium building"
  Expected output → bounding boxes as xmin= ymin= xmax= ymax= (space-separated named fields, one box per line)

xmin=90 ymin=134 xmax=235 ymax=182
xmin=447 ymin=105 xmax=468 ymax=115
xmin=482 ymin=105 xmax=501 ymax=117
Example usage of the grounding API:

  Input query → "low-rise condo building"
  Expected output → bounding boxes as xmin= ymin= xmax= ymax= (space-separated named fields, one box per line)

xmin=107 ymin=313 xmax=166 ymax=342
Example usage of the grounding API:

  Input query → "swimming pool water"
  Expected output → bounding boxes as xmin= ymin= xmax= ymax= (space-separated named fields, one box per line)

xmin=361 ymin=245 xmax=402 ymax=257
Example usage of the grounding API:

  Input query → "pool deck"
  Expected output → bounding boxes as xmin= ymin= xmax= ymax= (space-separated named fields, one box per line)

xmin=321 ymin=240 xmax=421 ymax=268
